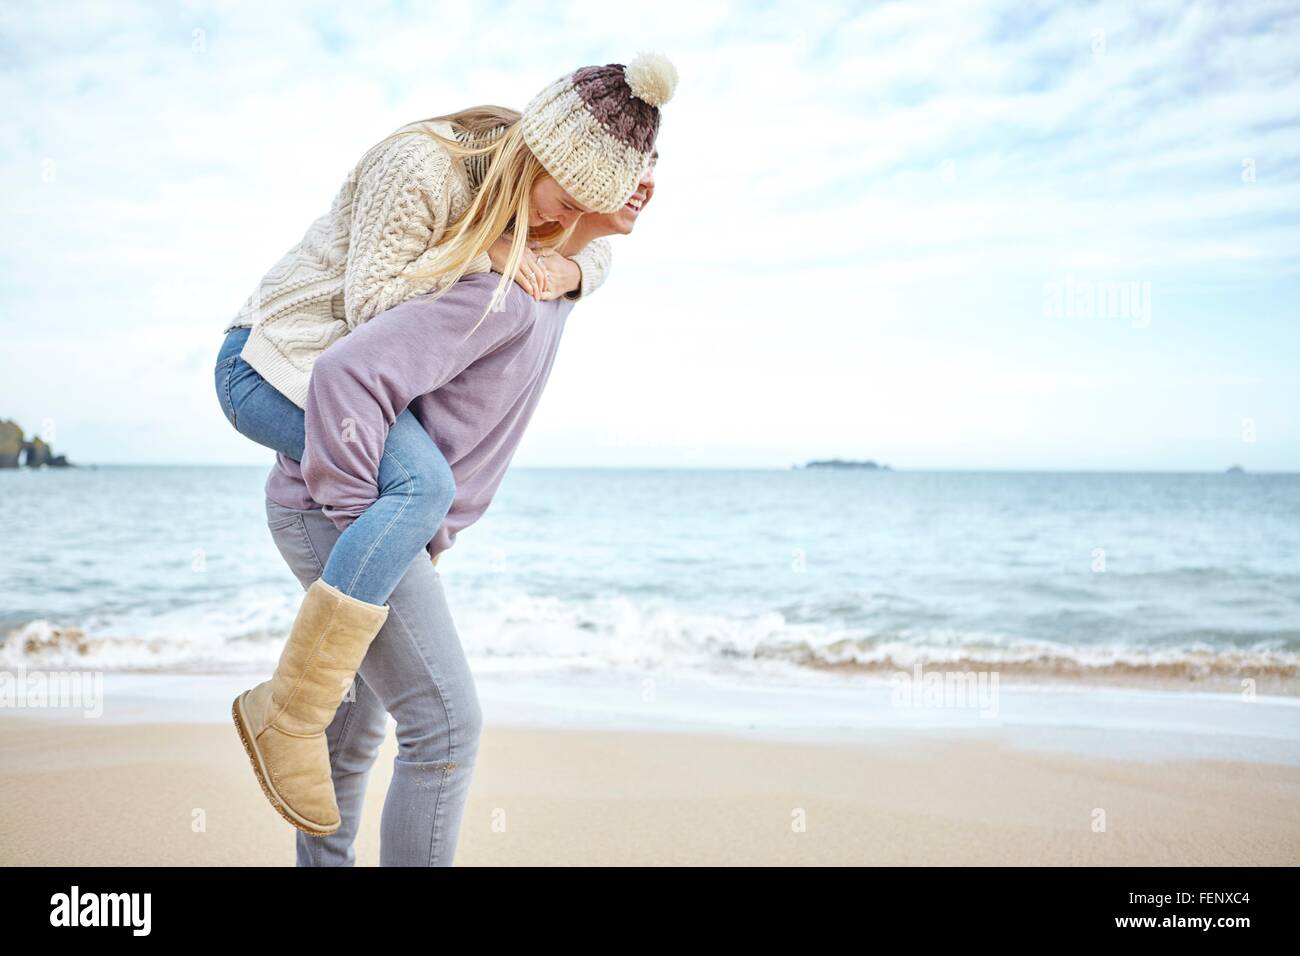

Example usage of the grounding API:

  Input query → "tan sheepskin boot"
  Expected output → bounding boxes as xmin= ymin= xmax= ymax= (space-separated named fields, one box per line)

xmin=232 ymin=578 xmax=389 ymax=836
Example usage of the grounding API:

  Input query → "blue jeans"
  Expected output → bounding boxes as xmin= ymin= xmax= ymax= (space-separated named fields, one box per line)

xmin=215 ymin=326 xmax=455 ymax=606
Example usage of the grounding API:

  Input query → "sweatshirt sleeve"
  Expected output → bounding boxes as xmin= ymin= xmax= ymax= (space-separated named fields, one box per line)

xmin=300 ymin=274 xmax=534 ymax=531
xmin=342 ymin=132 xmax=492 ymax=329
xmin=564 ymin=238 xmax=612 ymax=300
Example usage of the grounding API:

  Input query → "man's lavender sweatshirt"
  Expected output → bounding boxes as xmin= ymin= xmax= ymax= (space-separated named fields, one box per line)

xmin=264 ymin=271 xmax=575 ymax=559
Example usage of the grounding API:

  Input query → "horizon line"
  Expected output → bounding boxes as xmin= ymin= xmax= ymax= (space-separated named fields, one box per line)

xmin=10 ymin=463 xmax=1298 ymax=475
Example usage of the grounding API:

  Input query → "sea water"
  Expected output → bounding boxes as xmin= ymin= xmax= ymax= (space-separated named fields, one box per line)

xmin=2 ymin=465 xmax=1297 ymax=689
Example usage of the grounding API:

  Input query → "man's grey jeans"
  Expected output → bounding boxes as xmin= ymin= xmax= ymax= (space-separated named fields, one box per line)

xmin=265 ymin=498 xmax=483 ymax=866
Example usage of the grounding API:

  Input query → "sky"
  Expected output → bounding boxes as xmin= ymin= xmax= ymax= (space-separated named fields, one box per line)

xmin=1 ymin=0 xmax=1297 ymax=470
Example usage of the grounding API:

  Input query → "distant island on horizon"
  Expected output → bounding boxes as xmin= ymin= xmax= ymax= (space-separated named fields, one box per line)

xmin=792 ymin=461 xmax=1258 ymax=474
xmin=795 ymin=458 xmax=892 ymax=471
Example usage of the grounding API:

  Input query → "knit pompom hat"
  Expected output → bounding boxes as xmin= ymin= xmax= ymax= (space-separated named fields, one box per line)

xmin=521 ymin=53 xmax=677 ymax=214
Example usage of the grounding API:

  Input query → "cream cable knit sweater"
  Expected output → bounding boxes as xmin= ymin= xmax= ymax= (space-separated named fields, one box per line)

xmin=226 ymin=118 xmax=612 ymax=409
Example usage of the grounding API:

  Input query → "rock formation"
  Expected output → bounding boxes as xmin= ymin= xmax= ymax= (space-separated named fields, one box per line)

xmin=0 ymin=419 xmax=73 ymax=468
xmin=0 ymin=420 xmax=20 ymax=468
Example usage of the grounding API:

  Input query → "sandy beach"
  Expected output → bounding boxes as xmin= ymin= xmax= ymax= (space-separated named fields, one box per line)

xmin=3 ymin=675 xmax=1298 ymax=866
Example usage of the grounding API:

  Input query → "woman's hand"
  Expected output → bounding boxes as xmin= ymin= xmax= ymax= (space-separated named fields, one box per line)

xmin=486 ymin=235 xmax=551 ymax=299
xmin=535 ymin=250 xmax=582 ymax=300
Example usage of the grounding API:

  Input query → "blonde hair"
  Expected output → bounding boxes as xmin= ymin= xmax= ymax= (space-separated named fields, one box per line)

xmin=373 ymin=105 xmax=579 ymax=339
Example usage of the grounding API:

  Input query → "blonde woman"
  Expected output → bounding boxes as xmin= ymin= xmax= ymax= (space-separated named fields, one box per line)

xmin=213 ymin=56 xmax=676 ymax=840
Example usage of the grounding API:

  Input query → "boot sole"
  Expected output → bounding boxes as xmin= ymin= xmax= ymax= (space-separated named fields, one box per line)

xmin=231 ymin=692 xmax=339 ymax=838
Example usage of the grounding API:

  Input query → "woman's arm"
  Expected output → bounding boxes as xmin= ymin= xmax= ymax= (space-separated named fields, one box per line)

xmin=565 ymin=238 xmax=613 ymax=299
xmin=343 ymin=132 xmax=492 ymax=330
xmin=300 ymin=274 xmax=533 ymax=530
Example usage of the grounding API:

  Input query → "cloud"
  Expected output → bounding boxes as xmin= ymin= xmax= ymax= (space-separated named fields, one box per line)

xmin=0 ymin=0 xmax=1296 ymax=468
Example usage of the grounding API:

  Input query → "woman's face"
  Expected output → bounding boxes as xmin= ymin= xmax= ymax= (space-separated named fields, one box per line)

xmin=529 ymin=175 xmax=591 ymax=230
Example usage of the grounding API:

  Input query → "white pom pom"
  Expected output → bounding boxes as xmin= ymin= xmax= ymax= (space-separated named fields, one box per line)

xmin=625 ymin=52 xmax=678 ymax=108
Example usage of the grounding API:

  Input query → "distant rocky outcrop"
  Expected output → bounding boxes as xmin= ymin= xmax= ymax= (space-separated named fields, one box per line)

xmin=796 ymin=458 xmax=892 ymax=470
xmin=1225 ymin=465 xmax=1245 ymax=474
xmin=0 ymin=419 xmax=73 ymax=468
xmin=0 ymin=420 xmax=20 ymax=467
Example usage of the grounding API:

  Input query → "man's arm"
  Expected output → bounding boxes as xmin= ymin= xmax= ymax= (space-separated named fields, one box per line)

xmin=299 ymin=275 xmax=533 ymax=531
